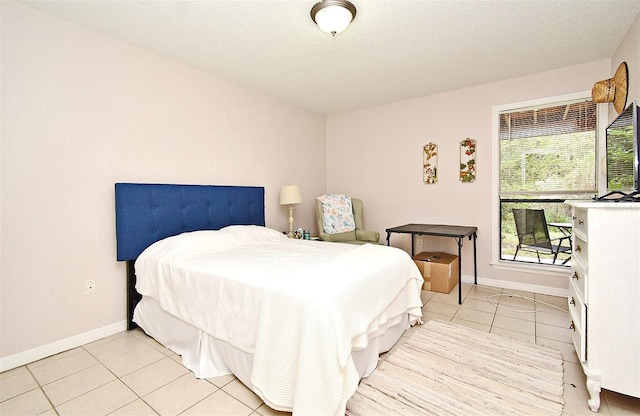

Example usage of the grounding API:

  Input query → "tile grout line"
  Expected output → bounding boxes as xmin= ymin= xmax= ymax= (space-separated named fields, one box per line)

xmin=25 ymin=365 xmax=59 ymax=416
xmin=80 ymin=343 xmax=143 ymax=416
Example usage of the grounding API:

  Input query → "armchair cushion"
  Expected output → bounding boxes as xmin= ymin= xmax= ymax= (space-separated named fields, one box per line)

xmin=356 ymin=229 xmax=380 ymax=243
xmin=320 ymin=230 xmax=357 ymax=242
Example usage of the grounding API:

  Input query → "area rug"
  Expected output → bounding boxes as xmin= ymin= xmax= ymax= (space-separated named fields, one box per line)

xmin=346 ymin=319 xmax=564 ymax=416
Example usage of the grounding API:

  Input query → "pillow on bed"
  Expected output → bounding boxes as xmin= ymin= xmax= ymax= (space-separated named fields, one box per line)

xmin=219 ymin=225 xmax=288 ymax=244
xmin=138 ymin=227 xmax=286 ymax=263
xmin=138 ymin=230 xmax=237 ymax=260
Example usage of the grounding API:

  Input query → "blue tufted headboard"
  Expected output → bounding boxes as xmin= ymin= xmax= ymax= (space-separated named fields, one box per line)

xmin=115 ymin=183 xmax=265 ymax=329
xmin=115 ymin=183 xmax=265 ymax=261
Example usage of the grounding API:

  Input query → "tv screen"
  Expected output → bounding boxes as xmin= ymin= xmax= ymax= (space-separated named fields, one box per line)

xmin=606 ymin=101 xmax=638 ymax=193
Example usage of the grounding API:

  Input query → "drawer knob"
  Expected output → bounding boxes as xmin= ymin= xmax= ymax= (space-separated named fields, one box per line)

xmin=570 ymin=321 xmax=576 ymax=331
xmin=572 ymin=271 xmax=580 ymax=280
xmin=578 ymin=219 xmax=584 ymax=225
xmin=576 ymin=244 xmax=582 ymax=253
xmin=570 ymin=297 xmax=576 ymax=306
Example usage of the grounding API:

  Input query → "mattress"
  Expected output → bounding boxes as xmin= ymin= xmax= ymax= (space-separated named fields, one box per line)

xmin=134 ymin=225 xmax=424 ymax=415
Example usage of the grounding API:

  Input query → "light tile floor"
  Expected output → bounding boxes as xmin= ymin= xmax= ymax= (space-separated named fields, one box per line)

xmin=2 ymin=283 xmax=639 ymax=415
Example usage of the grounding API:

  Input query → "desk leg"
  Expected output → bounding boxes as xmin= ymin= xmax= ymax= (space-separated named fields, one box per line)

xmin=472 ymin=232 xmax=478 ymax=285
xmin=456 ymin=237 xmax=463 ymax=305
xmin=386 ymin=232 xmax=391 ymax=246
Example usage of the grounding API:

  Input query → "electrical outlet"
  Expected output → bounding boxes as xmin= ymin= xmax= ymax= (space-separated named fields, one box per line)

xmin=85 ymin=279 xmax=96 ymax=295
xmin=416 ymin=238 xmax=423 ymax=248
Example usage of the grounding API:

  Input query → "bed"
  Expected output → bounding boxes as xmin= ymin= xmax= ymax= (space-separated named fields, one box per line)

xmin=115 ymin=183 xmax=424 ymax=415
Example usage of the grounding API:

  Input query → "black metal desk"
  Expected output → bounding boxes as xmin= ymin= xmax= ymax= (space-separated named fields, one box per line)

xmin=386 ymin=223 xmax=478 ymax=304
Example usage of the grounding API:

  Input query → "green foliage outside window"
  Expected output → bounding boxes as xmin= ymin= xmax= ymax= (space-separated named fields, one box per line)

xmin=606 ymin=125 xmax=634 ymax=190
xmin=500 ymin=132 xmax=596 ymax=194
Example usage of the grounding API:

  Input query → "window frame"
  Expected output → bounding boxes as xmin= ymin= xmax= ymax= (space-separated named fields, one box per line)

xmin=491 ymin=91 xmax=607 ymax=274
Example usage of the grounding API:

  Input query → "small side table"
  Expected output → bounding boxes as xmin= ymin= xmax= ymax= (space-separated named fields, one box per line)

xmin=386 ymin=223 xmax=478 ymax=304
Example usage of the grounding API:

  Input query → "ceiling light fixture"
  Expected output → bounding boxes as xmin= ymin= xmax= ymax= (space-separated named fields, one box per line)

xmin=310 ymin=0 xmax=357 ymax=36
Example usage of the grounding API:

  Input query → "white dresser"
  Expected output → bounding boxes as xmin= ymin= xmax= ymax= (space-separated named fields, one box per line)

xmin=565 ymin=200 xmax=640 ymax=412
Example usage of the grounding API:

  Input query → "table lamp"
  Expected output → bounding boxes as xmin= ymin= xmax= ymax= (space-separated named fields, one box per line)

xmin=279 ymin=185 xmax=303 ymax=238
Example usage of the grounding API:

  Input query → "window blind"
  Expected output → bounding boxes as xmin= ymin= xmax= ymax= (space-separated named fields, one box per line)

xmin=499 ymin=99 xmax=597 ymax=196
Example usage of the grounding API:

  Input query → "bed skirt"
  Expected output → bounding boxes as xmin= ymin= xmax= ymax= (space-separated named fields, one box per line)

xmin=133 ymin=296 xmax=408 ymax=389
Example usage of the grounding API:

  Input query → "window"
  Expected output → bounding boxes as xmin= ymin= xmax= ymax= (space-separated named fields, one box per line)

xmin=497 ymin=97 xmax=597 ymax=267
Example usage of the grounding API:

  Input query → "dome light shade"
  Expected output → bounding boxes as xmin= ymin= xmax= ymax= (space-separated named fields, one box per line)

xmin=311 ymin=0 xmax=356 ymax=36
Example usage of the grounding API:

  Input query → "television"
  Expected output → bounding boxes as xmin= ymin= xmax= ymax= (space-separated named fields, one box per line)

xmin=604 ymin=101 xmax=639 ymax=199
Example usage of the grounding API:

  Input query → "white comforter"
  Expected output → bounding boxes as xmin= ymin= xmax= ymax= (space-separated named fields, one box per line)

xmin=135 ymin=225 xmax=424 ymax=416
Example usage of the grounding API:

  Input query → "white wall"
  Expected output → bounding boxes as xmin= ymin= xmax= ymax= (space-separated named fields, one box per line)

xmin=612 ymin=11 xmax=640 ymax=119
xmin=0 ymin=1 xmax=326 ymax=360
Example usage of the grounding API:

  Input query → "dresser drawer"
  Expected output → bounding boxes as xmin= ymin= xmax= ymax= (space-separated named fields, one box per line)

xmin=570 ymin=264 xmax=587 ymax=303
xmin=573 ymin=235 xmax=588 ymax=271
xmin=572 ymin=207 xmax=588 ymax=236
xmin=568 ymin=282 xmax=587 ymax=362
xmin=570 ymin=316 xmax=587 ymax=362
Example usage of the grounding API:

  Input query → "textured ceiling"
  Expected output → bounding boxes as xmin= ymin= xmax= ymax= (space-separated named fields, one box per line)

xmin=17 ymin=0 xmax=640 ymax=115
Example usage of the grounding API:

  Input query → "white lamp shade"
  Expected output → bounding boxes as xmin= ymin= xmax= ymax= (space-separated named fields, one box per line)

xmin=314 ymin=5 xmax=354 ymax=35
xmin=279 ymin=185 xmax=303 ymax=205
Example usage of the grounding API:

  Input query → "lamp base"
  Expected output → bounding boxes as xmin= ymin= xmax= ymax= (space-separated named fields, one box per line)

xmin=288 ymin=205 xmax=295 ymax=238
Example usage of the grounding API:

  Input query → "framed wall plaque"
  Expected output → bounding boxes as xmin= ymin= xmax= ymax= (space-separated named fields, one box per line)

xmin=423 ymin=142 xmax=438 ymax=184
xmin=460 ymin=138 xmax=476 ymax=183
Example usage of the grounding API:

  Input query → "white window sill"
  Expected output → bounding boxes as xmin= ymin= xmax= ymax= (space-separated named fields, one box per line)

xmin=491 ymin=260 xmax=572 ymax=278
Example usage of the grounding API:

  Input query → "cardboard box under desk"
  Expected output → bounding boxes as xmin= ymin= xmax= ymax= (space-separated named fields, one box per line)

xmin=412 ymin=251 xmax=459 ymax=294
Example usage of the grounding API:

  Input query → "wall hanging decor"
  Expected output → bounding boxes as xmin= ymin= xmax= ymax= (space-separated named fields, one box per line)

xmin=591 ymin=61 xmax=628 ymax=114
xmin=460 ymin=138 xmax=476 ymax=183
xmin=423 ymin=142 xmax=438 ymax=184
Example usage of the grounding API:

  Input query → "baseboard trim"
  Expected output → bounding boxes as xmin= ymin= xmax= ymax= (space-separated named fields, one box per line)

xmin=0 ymin=320 xmax=127 ymax=373
xmin=461 ymin=274 xmax=569 ymax=298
